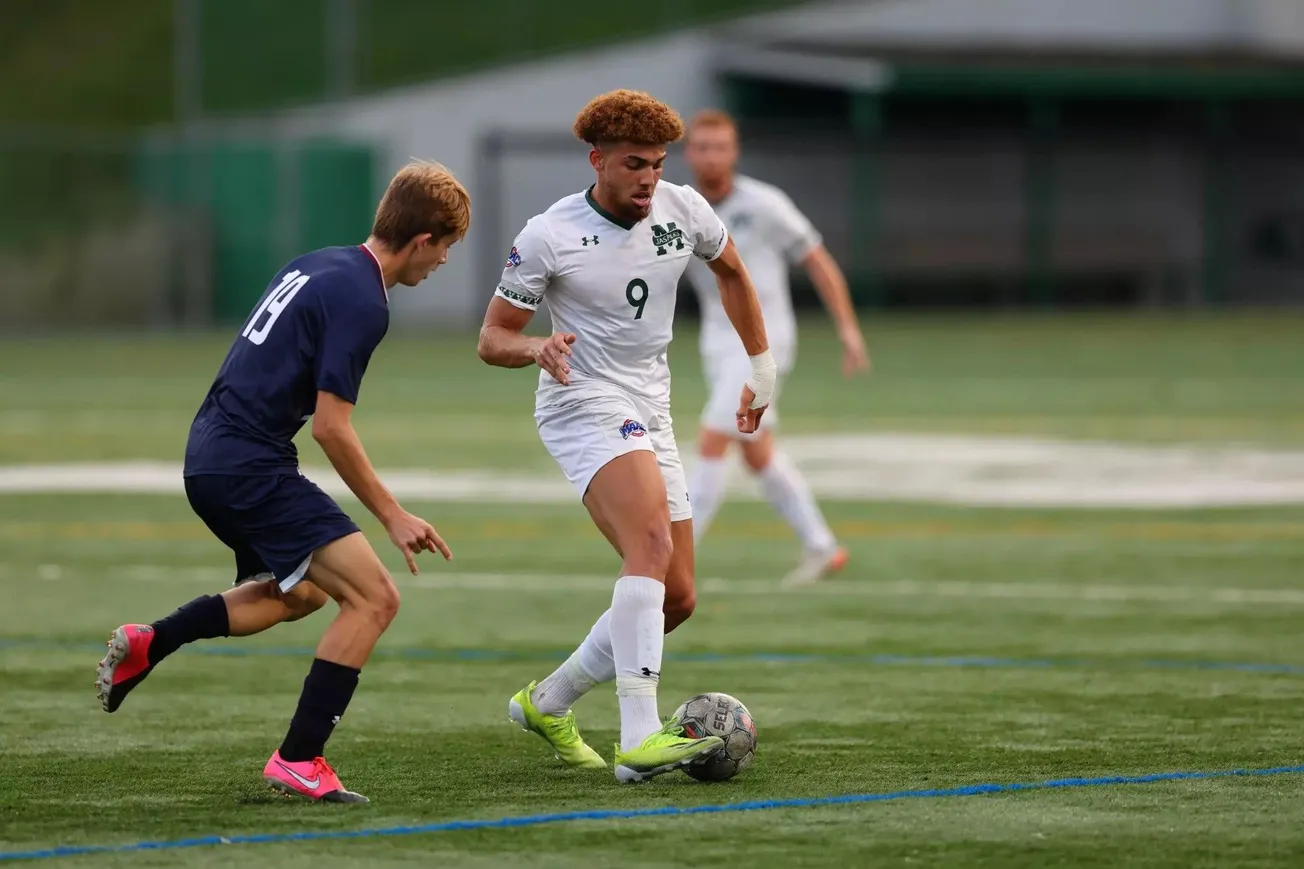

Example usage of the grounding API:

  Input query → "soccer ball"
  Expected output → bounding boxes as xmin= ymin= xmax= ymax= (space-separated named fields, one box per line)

xmin=671 ymin=692 xmax=757 ymax=781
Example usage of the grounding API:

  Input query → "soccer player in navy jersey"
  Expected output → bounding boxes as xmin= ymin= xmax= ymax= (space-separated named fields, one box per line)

xmin=94 ymin=161 xmax=471 ymax=804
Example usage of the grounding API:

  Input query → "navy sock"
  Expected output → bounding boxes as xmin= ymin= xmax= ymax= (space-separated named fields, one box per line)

xmin=279 ymin=658 xmax=361 ymax=762
xmin=148 ymin=594 xmax=230 ymax=665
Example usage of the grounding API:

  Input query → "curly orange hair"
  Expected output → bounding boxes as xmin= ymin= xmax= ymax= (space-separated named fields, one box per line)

xmin=573 ymin=90 xmax=686 ymax=146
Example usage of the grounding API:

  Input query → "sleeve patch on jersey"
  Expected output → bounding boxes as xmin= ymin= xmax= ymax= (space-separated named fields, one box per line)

xmin=787 ymin=231 xmax=823 ymax=263
xmin=505 ymin=246 xmax=522 ymax=268
xmin=495 ymin=283 xmax=540 ymax=310
xmin=696 ymin=226 xmax=728 ymax=261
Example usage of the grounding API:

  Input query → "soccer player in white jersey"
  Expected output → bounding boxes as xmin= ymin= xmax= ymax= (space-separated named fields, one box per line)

xmin=682 ymin=109 xmax=870 ymax=587
xmin=477 ymin=90 xmax=775 ymax=782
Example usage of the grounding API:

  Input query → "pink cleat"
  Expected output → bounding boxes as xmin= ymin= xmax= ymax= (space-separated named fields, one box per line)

xmin=263 ymin=751 xmax=369 ymax=803
xmin=96 ymin=624 xmax=157 ymax=713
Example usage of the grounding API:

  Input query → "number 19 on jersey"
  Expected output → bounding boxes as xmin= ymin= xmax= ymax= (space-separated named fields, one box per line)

xmin=244 ymin=271 xmax=311 ymax=345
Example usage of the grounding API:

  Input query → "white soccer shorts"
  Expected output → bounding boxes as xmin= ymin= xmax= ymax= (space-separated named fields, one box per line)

xmin=700 ymin=350 xmax=792 ymax=440
xmin=535 ymin=383 xmax=691 ymax=522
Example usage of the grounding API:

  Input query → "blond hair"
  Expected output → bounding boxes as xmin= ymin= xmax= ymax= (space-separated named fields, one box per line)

xmin=688 ymin=108 xmax=737 ymax=135
xmin=573 ymin=90 xmax=686 ymax=147
xmin=371 ymin=160 xmax=471 ymax=249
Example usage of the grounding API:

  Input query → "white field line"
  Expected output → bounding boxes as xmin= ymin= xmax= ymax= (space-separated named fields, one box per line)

xmin=0 ymin=461 xmax=577 ymax=502
xmin=104 ymin=566 xmax=1304 ymax=607
xmin=4 ymin=432 xmax=1304 ymax=507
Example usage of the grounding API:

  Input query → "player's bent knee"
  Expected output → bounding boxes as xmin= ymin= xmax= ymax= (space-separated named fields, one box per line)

xmin=378 ymin=578 xmax=401 ymax=627
xmin=664 ymin=587 xmax=696 ymax=631
xmin=283 ymin=581 xmax=329 ymax=622
xmin=698 ymin=427 xmax=732 ymax=459
xmin=625 ymin=521 xmax=674 ymax=578
xmin=357 ymin=571 xmax=400 ymax=632
xmin=740 ymin=433 xmax=774 ymax=472
xmin=308 ymin=532 xmax=398 ymax=624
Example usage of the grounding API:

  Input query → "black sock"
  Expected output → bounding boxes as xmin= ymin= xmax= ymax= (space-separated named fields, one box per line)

xmin=278 ymin=658 xmax=361 ymax=762
xmin=148 ymin=594 xmax=231 ymax=665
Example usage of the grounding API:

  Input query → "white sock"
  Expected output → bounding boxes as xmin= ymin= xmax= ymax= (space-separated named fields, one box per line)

xmin=531 ymin=609 xmax=615 ymax=715
xmin=688 ymin=455 xmax=729 ymax=543
xmin=610 ymin=575 xmax=665 ymax=751
xmin=576 ymin=608 xmax=616 ymax=684
xmin=758 ymin=450 xmax=837 ymax=553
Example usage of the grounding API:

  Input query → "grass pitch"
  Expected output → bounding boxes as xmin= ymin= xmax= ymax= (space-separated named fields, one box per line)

xmin=1 ymin=313 xmax=1302 ymax=867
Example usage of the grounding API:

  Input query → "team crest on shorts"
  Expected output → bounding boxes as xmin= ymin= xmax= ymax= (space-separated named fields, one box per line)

xmin=505 ymin=246 xmax=522 ymax=268
xmin=619 ymin=419 xmax=647 ymax=439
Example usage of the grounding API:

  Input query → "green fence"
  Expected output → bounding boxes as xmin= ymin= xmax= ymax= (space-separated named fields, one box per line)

xmin=135 ymin=138 xmax=376 ymax=323
xmin=0 ymin=132 xmax=375 ymax=328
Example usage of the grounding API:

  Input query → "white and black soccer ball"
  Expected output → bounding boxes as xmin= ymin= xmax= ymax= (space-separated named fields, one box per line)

xmin=671 ymin=692 xmax=757 ymax=782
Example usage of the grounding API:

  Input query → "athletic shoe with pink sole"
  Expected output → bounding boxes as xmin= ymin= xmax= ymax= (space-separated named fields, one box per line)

xmin=782 ymin=545 xmax=850 ymax=588
xmin=263 ymin=751 xmax=369 ymax=803
xmin=96 ymin=624 xmax=157 ymax=713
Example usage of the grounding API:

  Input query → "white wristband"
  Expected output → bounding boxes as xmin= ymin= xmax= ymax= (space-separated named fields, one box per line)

xmin=745 ymin=349 xmax=777 ymax=409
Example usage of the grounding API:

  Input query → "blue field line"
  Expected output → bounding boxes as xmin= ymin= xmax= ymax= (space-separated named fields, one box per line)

xmin=2 ymin=764 xmax=1302 ymax=863
xmin=2 ymin=637 xmax=1304 ymax=677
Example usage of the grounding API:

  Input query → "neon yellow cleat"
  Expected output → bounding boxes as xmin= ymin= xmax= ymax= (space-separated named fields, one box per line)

xmin=613 ymin=719 xmax=724 ymax=783
xmin=508 ymin=681 xmax=607 ymax=769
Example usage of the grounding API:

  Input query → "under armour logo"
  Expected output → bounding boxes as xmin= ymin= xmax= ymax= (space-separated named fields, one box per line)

xmin=581 ymin=235 xmax=599 ymax=246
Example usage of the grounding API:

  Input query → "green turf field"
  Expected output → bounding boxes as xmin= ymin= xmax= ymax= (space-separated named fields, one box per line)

xmin=2 ymin=313 xmax=1303 ymax=867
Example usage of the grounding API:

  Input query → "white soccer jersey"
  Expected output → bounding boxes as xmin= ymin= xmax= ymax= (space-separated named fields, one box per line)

xmin=686 ymin=175 xmax=822 ymax=365
xmin=496 ymin=182 xmax=728 ymax=409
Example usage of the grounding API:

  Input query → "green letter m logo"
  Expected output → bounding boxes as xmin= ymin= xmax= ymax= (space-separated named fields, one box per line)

xmin=651 ymin=222 xmax=685 ymax=256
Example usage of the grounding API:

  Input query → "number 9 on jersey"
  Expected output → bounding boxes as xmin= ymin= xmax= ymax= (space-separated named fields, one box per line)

xmin=626 ymin=278 xmax=649 ymax=320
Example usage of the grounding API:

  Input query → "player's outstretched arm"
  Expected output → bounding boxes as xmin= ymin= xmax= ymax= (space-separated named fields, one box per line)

xmin=477 ymin=296 xmax=576 ymax=385
xmin=313 ymin=391 xmax=451 ymax=573
xmin=802 ymin=245 xmax=870 ymax=376
xmin=707 ymin=238 xmax=775 ymax=434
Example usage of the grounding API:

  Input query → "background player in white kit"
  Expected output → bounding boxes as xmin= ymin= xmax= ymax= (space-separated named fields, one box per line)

xmin=477 ymin=90 xmax=775 ymax=781
xmin=683 ymin=109 xmax=871 ymax=587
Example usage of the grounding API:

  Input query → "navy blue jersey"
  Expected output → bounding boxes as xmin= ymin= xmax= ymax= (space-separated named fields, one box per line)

xmin=184 ymin=245 xmax=389 ymax=476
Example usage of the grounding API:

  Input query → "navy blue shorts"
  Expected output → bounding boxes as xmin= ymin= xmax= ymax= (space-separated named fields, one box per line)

xmin=184 ymin=473 xmax=359 ymax=591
